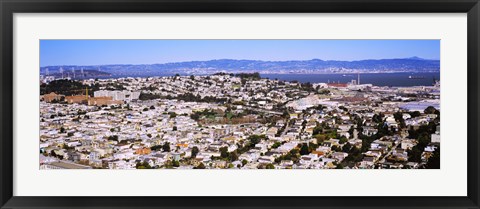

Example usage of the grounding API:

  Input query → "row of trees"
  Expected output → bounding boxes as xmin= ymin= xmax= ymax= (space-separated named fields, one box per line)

xmin=236 ymin=135 xmax=267 ymax=157
xmin=150 ymin=142 xmax=171 ymax=152
xmin=41 ymin=79 xmax=100 ymax=96
xmin=190 ymin=109 xmax=217 ymax=121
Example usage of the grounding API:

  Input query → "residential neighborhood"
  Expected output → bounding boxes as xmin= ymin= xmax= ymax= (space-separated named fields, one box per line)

xmin=39 ymin=73 xmax=441 ymax=169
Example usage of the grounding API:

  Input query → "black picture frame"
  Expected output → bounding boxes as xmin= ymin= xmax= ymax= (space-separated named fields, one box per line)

xmin=1 ymin=0 xmax=479 ymax=208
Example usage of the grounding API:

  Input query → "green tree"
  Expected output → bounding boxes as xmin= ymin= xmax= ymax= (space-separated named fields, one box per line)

xmin=394 ymin=111 xmax=406 ymax=128
xmin=338 ymin=106 xmax=348 ymax=112
xmin=108 ymin=135 xmax=119 ymax=141
xmin=308 ymin=142 xmax=319 ymax=152
xmin=372 ymin=114 xmax=384 ymax=123
xmin=248 ymin=134 xmax=265 ymax=146
xmin=408 ymin=146 xmax=423 ymax=162
xmin=266 ymin=164 xmax=275 ymax=169
xmin=162 ymin=142 xmax=171 ymax=152
xmin=191 ymin=146 xmax=199 ymax=158
xmin=424 ymin=106 xmax=437 ymax=114
xmin=300 ymin=143 xmax=310 ymax=155
xmin=150 ymin=145 xmax=162 ymax=151
xmin=220 ymin=147 xmax=229 ymax=158
xmin=314 ymin=134 xmax=327 ymax=144
xmin=195 ymin=162 xmax=206 ymax=169
xmin=136 ymin=161 xmax=152 ymax=169
xmin=410 ymin=111 xmax=421 ymax=118
xmin=342 ymin=142 xmax=352 ymax=153
xmin=190 ymin=113 xmax=200 ymax=121
xmin=345 ymin=146 xmax=363 ymax=163
xmin=348 ymin=126 xmax=355 ymax=138
xmin=230 ymin=151 xmax=239 ymax=161
xmin=312 ymin=125 xmax=323 ymax=136
xmin=331 ymin=145 xmax=341 ymax=152
xmin=417 ymin=132 xmax=431 ymax=147
xmin=426 ymin=146 xmax=440 ymax=169
xmin=271 ymin=142 xmax=282 ymax=149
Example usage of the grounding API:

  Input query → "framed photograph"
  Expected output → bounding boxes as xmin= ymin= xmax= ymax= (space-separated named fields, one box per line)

xmin=1 ymin=0 xmax=479 ymax=208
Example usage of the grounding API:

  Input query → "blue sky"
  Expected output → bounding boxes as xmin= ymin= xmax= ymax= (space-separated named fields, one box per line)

xmin=40 ymin=40 xmax=440 ymax=67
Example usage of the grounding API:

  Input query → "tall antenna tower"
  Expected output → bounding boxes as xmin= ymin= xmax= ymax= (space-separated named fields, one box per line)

xmin=59 ymin=67 xmax=64 ymax=79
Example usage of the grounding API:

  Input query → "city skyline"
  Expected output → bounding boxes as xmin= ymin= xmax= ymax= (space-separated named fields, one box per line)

xmin=40 ymin=40 xmax=440 ymax=67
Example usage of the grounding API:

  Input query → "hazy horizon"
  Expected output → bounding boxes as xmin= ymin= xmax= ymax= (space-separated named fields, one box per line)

xmin=40 ymin=56 xmax=440 ymax=68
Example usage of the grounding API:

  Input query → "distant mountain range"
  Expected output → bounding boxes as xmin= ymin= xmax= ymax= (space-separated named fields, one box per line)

xmin=40 ymin=57 xmax=440 ymax=76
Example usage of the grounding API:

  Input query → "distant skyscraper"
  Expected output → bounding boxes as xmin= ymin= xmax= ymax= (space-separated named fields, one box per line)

xmin=45 ymin=68 xmax=49 ymax=76
xmin=357 ymin=73 xmax=360 ymax=85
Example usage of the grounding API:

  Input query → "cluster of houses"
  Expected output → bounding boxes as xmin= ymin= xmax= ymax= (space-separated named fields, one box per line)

xmin=39 ymin=74 xmax=440 ymax=169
